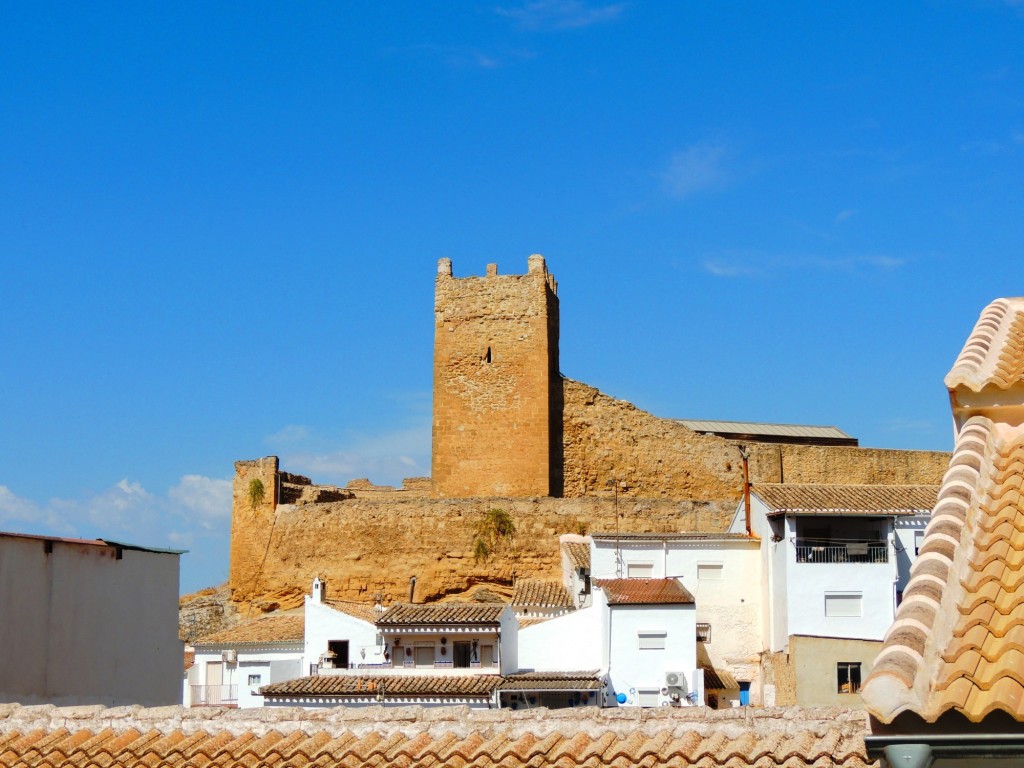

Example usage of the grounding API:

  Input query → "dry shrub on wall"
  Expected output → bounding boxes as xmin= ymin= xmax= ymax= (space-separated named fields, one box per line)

xmin=248 ymin=478 xmax=265 ymax=511
xmin=473 ymin=508 xmax=516 ymax=563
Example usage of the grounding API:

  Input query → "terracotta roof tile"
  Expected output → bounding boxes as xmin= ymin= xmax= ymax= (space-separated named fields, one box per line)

xmin=193 ymin=614 xmax=304 ymax=646
xmin=260 ymin=674 xmax=502 ymax=698
xmin=593 ymin=578 xmax=695 ymax=605
xmin=753 ymin=484 xmax=938 ymax=516
xmin=498 ymin=672 xmax=602 ymax=690
xmin=323 ymin=599 xmax=382 ymax=623
xmin=562 ymin=540 xmax=591 ymax=570
xmin=511 ymin=579 xmax=574 ymax=608
xmin=945 ymin=297 xmax=1024 ymax=392
xmin=376 ymin=603 xmax=506 ymax=626
xmin=0 ymin=703 xmax=877 ymax=768
xmin=863 ymin=297 xmax=1024 ymax=725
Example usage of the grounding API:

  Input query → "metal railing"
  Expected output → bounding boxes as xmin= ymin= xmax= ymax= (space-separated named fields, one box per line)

xmin=190 ymin=684 xmax=238 ymax=707
xmin=794 ymin=542 xmax=888 ymax=564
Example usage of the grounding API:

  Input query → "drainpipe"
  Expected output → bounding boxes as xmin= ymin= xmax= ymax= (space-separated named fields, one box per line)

xmin=739 ymin=445 xmax=752 ymax=536
xmin=409 ymin=576 xmax=417 ymax=604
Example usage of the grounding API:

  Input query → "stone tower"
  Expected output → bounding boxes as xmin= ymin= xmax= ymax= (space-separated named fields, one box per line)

xmin=432 ymin=255 xmax=561 ymax=497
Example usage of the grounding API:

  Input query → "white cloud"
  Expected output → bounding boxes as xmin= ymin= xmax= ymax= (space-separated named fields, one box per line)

xmin=496 ymin=0 xmax=625 ymax=30
xmin=700 ymin=251 xmax=906 ymax=279
xmin=265 ymin=424 xmax=431 ymax=487
xmin=661 ymin=143 xmax=729 ymax=199
xmin=0 ymin=485 xmax=42 ymax=523
xmin=702 ymin=260 xmax=761 ymax=278
xmin=168 ymin=475 xmax=232 ymax=530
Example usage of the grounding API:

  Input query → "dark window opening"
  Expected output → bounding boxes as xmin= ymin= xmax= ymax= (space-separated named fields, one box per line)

xmin=453 ymin=641 xmax=472 ymax=668
xmin=838 ymin=662 xmax=862 ymax=694
xmin=328 ymin=640 xmax=349 ymax=668
xmin=484 ymin=347 xmax=492 ymax=363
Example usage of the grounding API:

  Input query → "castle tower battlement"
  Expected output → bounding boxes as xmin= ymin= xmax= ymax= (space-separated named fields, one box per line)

xmin=431 ymin=255 xmax=561 ymax=497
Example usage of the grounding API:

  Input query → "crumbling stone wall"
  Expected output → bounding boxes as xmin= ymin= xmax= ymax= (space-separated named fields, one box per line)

xmin=432 ymin=256 xmax=560 ymax=498
xmin=561 ymin=378 xmax=949 ymax=499
xmin=228 ymin=492 xmax=735 ymax=610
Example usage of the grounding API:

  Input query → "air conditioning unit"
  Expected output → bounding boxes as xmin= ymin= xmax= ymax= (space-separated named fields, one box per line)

xmin=663 ymin=670 xmax=688 ymax=702
xmin=222 ymin=649 xmax=237 ymax=663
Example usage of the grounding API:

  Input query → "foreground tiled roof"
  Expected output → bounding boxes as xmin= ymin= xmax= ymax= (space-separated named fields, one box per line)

xmin=594 ymin=578 xmax=695 ymax=605
xmin=262 ymin=674 xmax=501 ymax=698
xmin=192 ymin=614 xmax=303 ymax=646
xmin=512 ymin=579 xmax=574 ymax=608
xmin=863 ymin=297 xmax=1024 ymax=725
xmin=753 ymin=484 xmax=938 ymax=517
xmin=561 ymin=540 xmax=590 ymax=570
xmin=377 ymin=603 xmax=505 ymax=626
xmin=0 ymin=703 xmax=876 ymax=767
xmin=945 ymin=297 xmax=1024 ymax=392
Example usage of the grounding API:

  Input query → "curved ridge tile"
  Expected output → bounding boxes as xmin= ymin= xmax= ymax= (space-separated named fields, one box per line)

xmin=945 ymin=299 xmax=1024 ymax=392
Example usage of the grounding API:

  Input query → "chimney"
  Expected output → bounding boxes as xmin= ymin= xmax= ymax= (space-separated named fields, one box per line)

xmin=409 ymin=575 xmax=417 ymax=604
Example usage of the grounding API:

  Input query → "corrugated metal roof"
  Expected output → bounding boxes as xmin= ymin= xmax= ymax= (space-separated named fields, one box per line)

xmin=674 ymin=419 xmax=857 ymax=446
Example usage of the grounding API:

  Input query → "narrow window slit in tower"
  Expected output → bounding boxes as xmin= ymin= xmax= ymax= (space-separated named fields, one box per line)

xmin=484 ymin=347 xmax=492 ymax=364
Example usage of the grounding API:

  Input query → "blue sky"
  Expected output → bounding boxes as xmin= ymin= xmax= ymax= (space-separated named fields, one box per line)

xmin=1 ymin=2 xmax=1022 ymax=594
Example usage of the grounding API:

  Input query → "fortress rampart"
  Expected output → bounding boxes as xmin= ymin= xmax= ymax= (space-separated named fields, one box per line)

xmin=227 ymin=257 xmax=950 ymax=608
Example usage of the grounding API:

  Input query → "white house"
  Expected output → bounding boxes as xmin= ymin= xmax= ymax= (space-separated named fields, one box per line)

xmin=303 ymin=577 xmax=382 ymax=674
xmin=0 ymin=531 xmax=183 ymax=707
xmin=518 ymin=575 xmax=702 ymax=709
xmin=589 ymin=532 xmax=761 ymax=706
xmin=187 ymin=614 xmax=304 ymax=708
xmin=729 ymin=483 xmax=936 ymax=706
xmin=261 ymin=601 xmax=523 ymax=709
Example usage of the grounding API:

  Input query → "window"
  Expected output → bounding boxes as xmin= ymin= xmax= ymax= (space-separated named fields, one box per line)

xmin=696 ymin=623 xmax=712 ymax=642
xmin=837 ymin=662 xmax=862 ymax=694
xmin=914 ymin=530 xmax=925 ymax=556
xmin=637 ymin=631 xmax=667 ymax=650
xmin=480 ymin=644 xmax=495 ymax=666
xmin=627 ymin=562 xmax=654 ymax=578
xmin=697 ymin=563 xmax=723 ymax=580
xmin=415 ymin=645 xmax=434 ymax=667
xmin=453 ymin=641 xmax=472 ymax=668
xmin=637 ymin=689 xmax=660 ymax=707
xmin=327 ymin=640 xmax=349 ymax=668
xmin=247 ymin=674 xmax=261 ymax=686
xmin=825 ymin=592 xmax=862 ymax=617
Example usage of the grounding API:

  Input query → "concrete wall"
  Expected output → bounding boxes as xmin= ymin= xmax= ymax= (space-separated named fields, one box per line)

xmin=432 ymin=256 xmax=560 ymax=498
xmin=782 ymin=517 xmax=897 ymax=643
xmin=789 ymin=635 xmax=881 ymax=708
xmin=893 ymin=514 xmax=928 ymax=595
xmin=606 ymin=601 xmax=697 ymax=708
xmin=0 ymin=535 xmax=181 ymax=707
xmin=517 ymin=605 xmax=603 ymax=672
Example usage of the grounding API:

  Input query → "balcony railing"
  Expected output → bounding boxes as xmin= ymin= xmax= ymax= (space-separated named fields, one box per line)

xmin=190 ymin=684 xmax=238 ymax=707
xmin=795 ymin=542 xmax=888 ymax=564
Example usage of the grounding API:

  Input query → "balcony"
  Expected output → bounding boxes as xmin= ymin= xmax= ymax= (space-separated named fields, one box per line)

xmin=190 ymin=684 xmax=238 ymax=707
xmin=794 ymin=541 xmax=888 ymax=564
